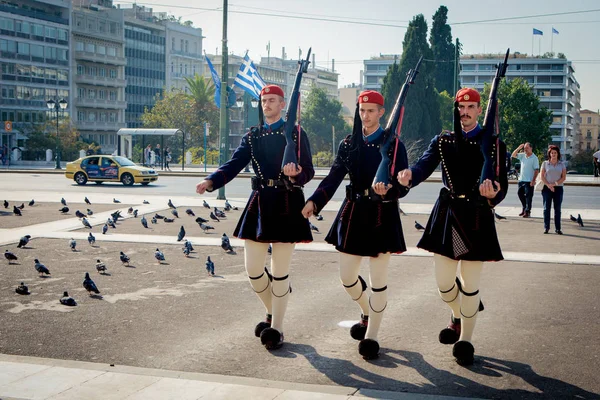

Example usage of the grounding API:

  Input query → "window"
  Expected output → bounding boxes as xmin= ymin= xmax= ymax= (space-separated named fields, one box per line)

xmin=97 ymin=45 xmax=106 ymax=55
xmin=0 ymin=17 xmax=15 ymax=31
xmin=77 ymin=111 xmax=85 ymax=121
xmin=461 ymin=64 xmax=476 ymax=71
xmin=32 ymin=24 xmax=44 ymax=37
xmin=550 ymin=76 xmax=563 ymax=84
xmin=587 ymin=130 xmax=592 ymax=138
xmin=180 ymin=39 xmax=183 ymax=50
xmin=478 ymin=64 xmax=493 ymax=71
xmin=538 ymin=63 xmax=551 ymax=70
xmin=30 ymin=44 xmax=44 ymax=59
xmin=45 ymin=26 xmax=56 ymax=39
xmin=109 ymin=91 xmax=117 ymax=101
xmin=109 ymin=69 xmax=116 ymax=78
xmin=57 ymin=70 xmax=68 ymax=82
xmin=88 ymin=89 xmax=96 ymax=99
xmin=109 ymin=112 xmax=116 ymax=122
xmin=99 ymin=67 xmax=106 ymax=77
xmin=587 ymin=117 xmax=592 ymax=124
xmin=58 ymin=29 xmax=68 ymax=42
xmin=88 ymin=66 xmax=97 ymax=76
xmin=100 ymin=112 xmax=106 ymax=121
xmin=85 ymin=43 xmax=95 ymax=53
xmin=185 ymin=40 xmax=188 ymax=53
xmin=78 ymin=88 xmax=85 ymax=98
xmin=552 ymin=116 xmax=562 ymax=124
xmin=520 ymin=64 xmax=535 ymax=71
xmin=99 ymin=89 xmax=106 ymax=99
xmin=77 ymin=64 xmax=84 ymax=75
xmin=172 ymin=37 xmax=175 ymax=49
xmin=587 ymin=142 xmax=591 ymax=150
xmin=76 ymin=41 xmax=84 ymax=51
xmin=107 ymin=47 xmax=116 ymax=56
xmin=99 ymin=21 xmax=105 ymax=32
xmin=551 ymin=64 xmax=564 ymax=71
xmin=17 ymin=42 xmax=29 ymax=55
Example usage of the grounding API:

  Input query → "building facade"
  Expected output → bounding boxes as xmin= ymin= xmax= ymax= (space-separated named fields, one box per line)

xmin=459 ymin=54 xmax=581 ymax=156
xmin=363 ymin=54 xmax=399 ymax=91
xmin=162 ymin=19 xmax=203 ymax=94
xmin=579 ymin=109 xmax=600 ymax=151
xmin=0 ymin=0 xmax=71 ymax=153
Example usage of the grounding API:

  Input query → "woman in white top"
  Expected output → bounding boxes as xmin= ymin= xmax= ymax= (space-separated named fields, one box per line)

xmin=540 ymin=145 xmax=567 ymax=234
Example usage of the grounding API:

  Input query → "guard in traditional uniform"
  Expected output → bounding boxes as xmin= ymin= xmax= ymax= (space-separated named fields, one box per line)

xmin=302 ymin=90 xmax=409 ymax=360
xmin=196 ymin=84 xmax=314 ymax=350
xmin=397 ymin=88 xmax=508 ymax=365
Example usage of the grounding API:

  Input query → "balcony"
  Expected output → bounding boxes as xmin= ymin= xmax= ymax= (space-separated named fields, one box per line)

xmin=74 ymin=51 xmax=126 ymax=66
xmin=74 ymin=74 xmax=127 ymax=87
xmin=77 ymin=121 xmax=127 ymax=131
xmin=75 ymin=98 xmax=127 ymax=109
xmin=170 ymin=50 xmax=202 ymax=59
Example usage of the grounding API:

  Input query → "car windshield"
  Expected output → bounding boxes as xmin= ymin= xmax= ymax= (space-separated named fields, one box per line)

xmin=112 ymin=156 xmax=135 ymax=167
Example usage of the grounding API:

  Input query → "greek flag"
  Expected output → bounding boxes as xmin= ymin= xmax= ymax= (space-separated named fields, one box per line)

xmin=234 ymin=53 xmax=266 ymax=100
xmin=533 ymin=28 xmax=543 ymax=36
xmin=552 ymin=27 xmax=559 ymax=35
xmin=205 ymin=54 xmax=221 ymax=108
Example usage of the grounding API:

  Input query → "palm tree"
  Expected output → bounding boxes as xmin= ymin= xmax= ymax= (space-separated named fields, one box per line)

xmin=184 ymin=74 xmax=219 ymax=148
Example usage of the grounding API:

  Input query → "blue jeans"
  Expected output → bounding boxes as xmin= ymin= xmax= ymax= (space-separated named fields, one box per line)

xmin=542 ymin=186 xmax=564 ymax=231
xmin=518 ymin=181 xmax=534 ymax=212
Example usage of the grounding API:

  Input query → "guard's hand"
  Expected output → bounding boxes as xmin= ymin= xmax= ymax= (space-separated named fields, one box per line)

xmin=397 ymin=169 xmax=412 ymax=187
xmin=283 ymin=162 xmax=302 ymax=178
xmin=302 ymin=201 xmax=315 ymax=219
xmin=196 ymin=179 xmax=213 ymax=195
xmin=372 ymin=182 xmax=391 ymax=195
xmin=479 ymin=179 xmax=499 ymax=199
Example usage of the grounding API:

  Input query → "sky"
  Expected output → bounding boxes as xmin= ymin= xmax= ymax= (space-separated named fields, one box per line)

xmin=114 ymin=0 xmax=600 ymax=111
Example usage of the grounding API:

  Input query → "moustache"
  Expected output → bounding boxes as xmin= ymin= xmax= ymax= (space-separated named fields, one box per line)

xmin=460 ymin=115 xmax=471 ymax=119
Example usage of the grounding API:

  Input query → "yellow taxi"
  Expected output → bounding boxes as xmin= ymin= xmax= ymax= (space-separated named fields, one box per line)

xmin=65 ymin=155 xmax=159 ymax=186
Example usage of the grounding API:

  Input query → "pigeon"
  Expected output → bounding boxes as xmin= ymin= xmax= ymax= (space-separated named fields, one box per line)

xmin=107 ymin=218 xmax=116 ymax=228
xmin=133 ymin=209 xmax=138 ymax=218
xmin=415 ymin=221 xmax=425 ymax=231
xmin=224 ymin=203 xmax=231 ymax=212
xmin=3 ymin=200 xmax=8 ymax=208
xmin=111 ymin=210 xmax=122 ymax=223
xmin=570 ymin=214 xmax=577 ymax=222
xmin=17 ymin=203 xmax=25 ymax=209
xmin=155 ymin=213 xmax=165 ymax=219
xmin=87 ymin=209 xmax=93 ymax=216
xmin=151 ymin=217 xmax=158 ymax=224
xmin=171 ymin=209 xmax=179 ymax=218
xmin=59 ymin=206 xmax=69 ymax=213
xmin=155 ymin=248 xmax=165 ymax=263
xmin=102 ymin=224 xmax=108 ymax=234
xmin=96 ymin=259 xmax=107 ymax=273
xmin=85 ymin=196 xmax=91 ymax=205
xmin=186 ymin=209 xmax=195 ymax=217
xmin=113 ymin=198 xmax=121 ymax=203
xmin=182 ymin=246 xmax=190 ymax=257
xmin=83 ymin=272 xmax=100 ymax=295
xmin=195 ymin=216 xmax=208 ymax=223
xmin=209 ymin=212 xmax=220 ymax=222
xmin=494 ymin=212 xmax=507 ymax=220
xmin=75 ymin=210 xmax=86 ymax=219
xmin=17 ymin=235 xmax=31 ymax=248
xmin=177 ymin=226 xmax=186 ymax=242
xmin=119 ymin=252 xmax=130 ymax=266
xmin=60 ymin=291 xmax=77 ymax=306
xmin=141 ymin=215 xmax=148 ymax=228
xmin=316 ymin=214 xmax=324 ymax=221
xmin=143 ymin=200 xmax=150 ymax=204
xmin=225 ymin=200 xmax=238 ymax=210
xmin=309 ymin=222 xmax=319 ymax=233
xmin=168 ymin=199 xmax=176 ymax=209
xmin=16 ymin=282 xmax=30 ymax=295
xmin=164 ymin=217 xmax=174 ymax=223
xmin=28 ymin=199 xmax=35 ymax=207
xmin=214 ymin=207 xmax=226 ymax=218
xmin=82 ymin=218 xmax=92 ymax=229
xmin=577 ymin=214 xmax=584 ymax=227
xmin=34 ymin=259 xmax=50 ymax=275
xmin=200 ymin=223 xmax=214 ymax=233
xmin=221 ymin=233 xmax=233 ymax=252
xmin=13 ymin=206 xmax=22 ymax=216
xmin=127 ymin=207 xmax=134 ymax=214
xmin=88 ymin=232 xmax=96 ymax=245
xmin=5 ymin=250 xmax=18 ymax=264
xmin=268 ymin=244 xmax=272 ymax=255
xmin=206 ymin=256 xmax=215 ymax=276
xmin=203 ymin=200 xmax=210 ymax=209
xmin=61 ymin=197 xmax=67 ymax=206
xmin=69 ymin=238 xmax=77 ymax=251
xmin=184 ymin=240 xmax=194 ymax=252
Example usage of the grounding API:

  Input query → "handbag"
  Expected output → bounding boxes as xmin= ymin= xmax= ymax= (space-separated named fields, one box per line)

xmin=534 ymin=178 xmax=544 ymax=191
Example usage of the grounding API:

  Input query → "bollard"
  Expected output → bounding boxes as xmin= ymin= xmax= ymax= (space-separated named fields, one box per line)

xmin=185 ymin=151 xmax=192 ymax=165
xmin=46 ymin=149 xmax=53 ymax=162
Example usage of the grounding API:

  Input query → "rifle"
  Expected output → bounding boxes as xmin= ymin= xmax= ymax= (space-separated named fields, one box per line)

xmin=281 ymin=47 xmax=312 ymax=170
xmin=480 ymin=48 xmax=509 ymax=188
xmin=373 ymin=56 xmax=422 ymax=186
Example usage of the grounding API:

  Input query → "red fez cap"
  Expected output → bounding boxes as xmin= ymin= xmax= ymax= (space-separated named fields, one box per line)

xmin=455 ymin=88 xmax=481 ymax=103
xmin=260 ymin=84 xmax=284 ymax=98
xmin=358 ymin=90 xmax=384 ymax=106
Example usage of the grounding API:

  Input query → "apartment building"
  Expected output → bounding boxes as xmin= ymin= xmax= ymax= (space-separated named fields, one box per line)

xmin=579 ymin=109 xmax=600 ymax=151
xmin=162 ymin=18 xmax=203 ymax=94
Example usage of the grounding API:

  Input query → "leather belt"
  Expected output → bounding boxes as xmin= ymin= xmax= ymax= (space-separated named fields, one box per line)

xmin=251 ymin=176 xmax=297 ymax=191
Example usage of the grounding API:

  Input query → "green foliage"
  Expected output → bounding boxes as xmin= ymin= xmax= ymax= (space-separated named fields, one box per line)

xmin=301 ymin=86 xmax=350 ymax=153
xmin=312 ymin=151 xmax=334 ymax=168
xmin=23 ymin=118 xmax=89 ymax=161
xmin=186 ymin=146 xmax=220 ymax=165
xmin=430 ymin=6 xmax=456 ymax=94
xmin=438 ymin=90 xmax=454 ymax=131
xmin=567 ymin=149 xmax=595 ymax=174
xmin=382 ymin=14 xmax=441 ymax=155
xmin=480 ymin=78 xmax=553 ymax=155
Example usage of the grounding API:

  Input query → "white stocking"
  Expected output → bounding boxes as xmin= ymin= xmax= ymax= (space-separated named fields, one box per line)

xmin=339 ymin=253 xmax=369 ymax=316
xmin=244 ymin=240 xmax=271 ymax=315
xmin=458 ymin=260 xmax=483 ymax=343
xmin=270 ymin=242 xmax=295 ymax=333
xmin=365 ymin=253 xmax=390 ymax=341
xmin=434 ymin=254 xmax=461 ymax=319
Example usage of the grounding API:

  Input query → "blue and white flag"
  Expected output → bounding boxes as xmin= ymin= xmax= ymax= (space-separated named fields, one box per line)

xmin=533 ymin=28 xmax=543 ymax=36
xmin=234 ymin=53 xmax=266 ymax=100
xmin=552 ymin=27 xmax=559 ymax=35
xmin=205 ymin=54 xmax=221 ymax=108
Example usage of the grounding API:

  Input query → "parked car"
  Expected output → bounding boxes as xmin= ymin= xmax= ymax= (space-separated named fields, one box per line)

xmin=65 ymin=155 xmax=158 ymax=186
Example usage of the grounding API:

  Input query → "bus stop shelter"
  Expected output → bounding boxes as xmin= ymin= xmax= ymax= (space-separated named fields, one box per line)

xmin=116 ymin=128 xmax=183 ymax=169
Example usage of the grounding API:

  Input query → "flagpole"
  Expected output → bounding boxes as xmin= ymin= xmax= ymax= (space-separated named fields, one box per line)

xmin=531 ymin=34 xmax=534 ymax=56
xmin=217 ymin=0 xmax=229 ymax=200
xmin=551 ymin=30 xmax=554 ymax=54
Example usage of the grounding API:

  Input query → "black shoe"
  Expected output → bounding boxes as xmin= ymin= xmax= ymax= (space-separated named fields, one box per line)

xmin=439 ymin=316 xmax=461 ymax=345
xmin=555 ymin=230 xmax=563 ymax=235
xmin=260 ymin=328 xmax=283 ymax=350
xmin=254 ymin=314 xmax=272 ymax=337
xmin=358 ymin=338 xmax=380 ymax=360
xmin=350 ymin=314 xmax=368 ymax=341
xmin=544 ymin=229 xmax=549 ymax=234
xmin=453 ymin=341 xmax=475 ymax=366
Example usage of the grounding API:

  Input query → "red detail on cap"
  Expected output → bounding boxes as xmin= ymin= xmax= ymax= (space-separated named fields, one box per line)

xmin=358 ymin=90 xmax=384 ymax=106
xmin=261 ymin=84 xmax=284 ymax=98
xmin=455 ymin=88 xmax=480 ymax=103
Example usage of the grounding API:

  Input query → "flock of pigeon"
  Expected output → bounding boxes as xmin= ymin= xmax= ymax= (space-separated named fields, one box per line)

xmin=3 ymin=196 xmax=248 ymax=306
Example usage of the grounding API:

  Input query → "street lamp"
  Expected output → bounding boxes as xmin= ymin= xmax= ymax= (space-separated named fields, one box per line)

xmin=237 ymin=94 xmax=259 ymax=172
xmin=46 ymin=98 xmax=68 ymax=169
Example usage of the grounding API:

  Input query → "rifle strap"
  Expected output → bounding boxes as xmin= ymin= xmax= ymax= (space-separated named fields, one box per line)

xmin=390 ymin=106 xmax=405 ymax=177
xmin=297 ymin=92 xmax=302 ymax=161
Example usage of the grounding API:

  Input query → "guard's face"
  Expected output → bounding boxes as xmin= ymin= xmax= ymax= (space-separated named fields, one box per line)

xmin=261 ymin=94 xmax=285 ymax=121
xmin=359 ymin=103 xmax=384 ymax=132
xmin=457 ymin=101 xmax=482 ymax=131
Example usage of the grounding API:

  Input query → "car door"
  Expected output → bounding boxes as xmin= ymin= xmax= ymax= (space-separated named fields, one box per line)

xmin=82 ymin=156 xmax=101 ymax=179
xmin=99 ymin=157 xmax=119 ymax=180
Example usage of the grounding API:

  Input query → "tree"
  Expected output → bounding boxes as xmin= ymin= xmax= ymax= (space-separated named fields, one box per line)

xmin=430 ymin=6 xmax=456 ymax=94
xmin=567 ymin=149 xmax=595 ymax=174
xmin=480 ymin=78 xmax=553 ymax=155
xmin=381 ymin=14 xmax=441 ymax=156
xmin=301 ymin=86 xmax=350 ymax=153
xmin=437 ymin=90 xmax=454 ymax=131
xmin=184 ymin=74 xmax=219 ymax=144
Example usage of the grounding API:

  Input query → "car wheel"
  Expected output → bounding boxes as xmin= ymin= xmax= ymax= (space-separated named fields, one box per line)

xmin=121 ymin=173 xmax=134 ymax=186
xmin=74 ymin=172 xmax=88 ymax=185
xmin=141 ymin=182 xmax=150 ymax=186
